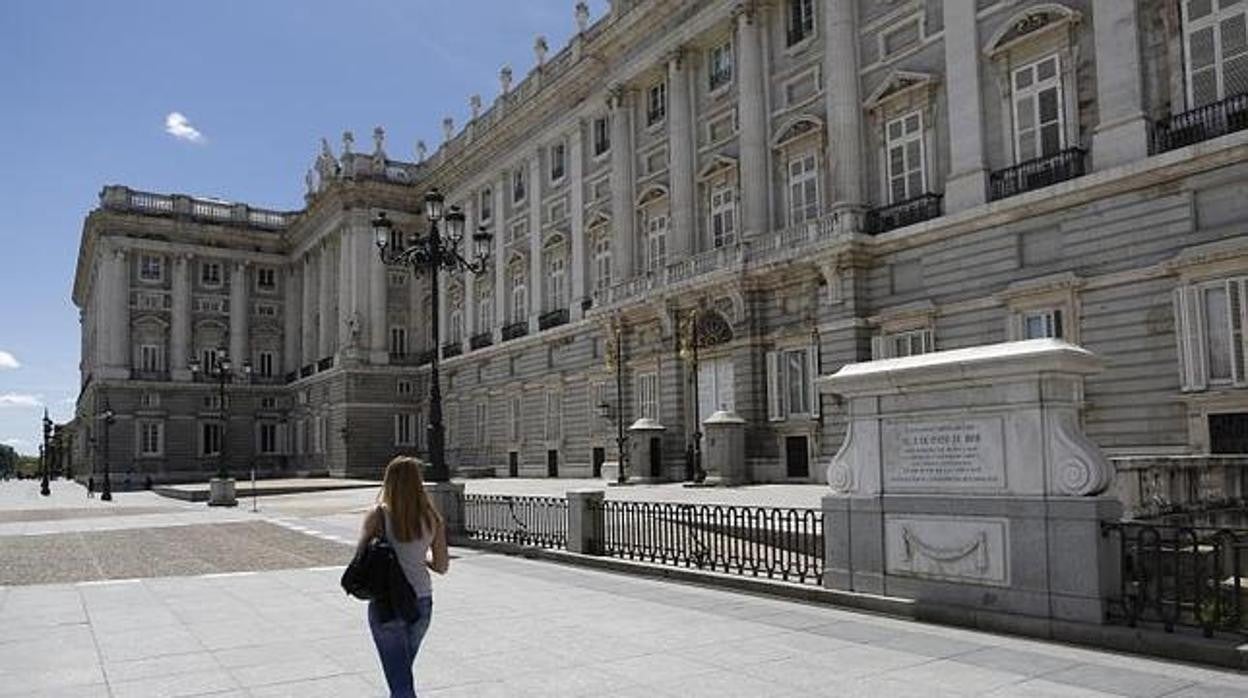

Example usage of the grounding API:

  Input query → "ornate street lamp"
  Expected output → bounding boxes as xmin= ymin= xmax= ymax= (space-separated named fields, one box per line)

xmin=98 ymin=400 xmax=115 ymax=501
xmin=190 ymin=348 xmax=251 ymax=480
xmin=604 ymin=324 xmax=628 ymax=485
xmin=373 ymin=188 xmax=492 ymax=482
xmin=40 ymin=409 xmax=52 ymax=496
xmin=679 ymin=309 xmax=707 ymax=484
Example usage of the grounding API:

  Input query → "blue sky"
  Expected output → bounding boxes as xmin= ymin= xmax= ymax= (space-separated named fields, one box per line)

xmin=0 ymin=0 xmax=610 ymax=454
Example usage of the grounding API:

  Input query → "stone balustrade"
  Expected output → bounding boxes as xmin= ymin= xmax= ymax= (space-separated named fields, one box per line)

xmin=99 ymin=185 xmax=293 ymax=230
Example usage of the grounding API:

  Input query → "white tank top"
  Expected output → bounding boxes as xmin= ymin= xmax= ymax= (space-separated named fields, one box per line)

xmin=382 ymin=508 xmax=433 ymax=598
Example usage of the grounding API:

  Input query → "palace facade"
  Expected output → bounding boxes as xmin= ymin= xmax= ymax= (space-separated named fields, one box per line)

xmin=71 ymin=0 xmax=1248 ymax=483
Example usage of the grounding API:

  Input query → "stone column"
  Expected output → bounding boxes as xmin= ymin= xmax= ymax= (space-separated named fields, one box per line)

xmin=493 ymin=176 xmax=507 ymax=340
xmin=369 ymin=232 xmax=388 ymax=363
xmin=228 ymin=261 xmax=248 ymax=372
xmin=99 ymin=245 xmax=131 ymax=376
xmin=667 ymin=49 xmax=696 ymax=257
xmin=823 ymin=0 xmax=865 ymax=220
xmin=170 ymin=254 xmax=191 ymax=380
xmin=1092 ymin=1 xmax=1149 ymax=169
xmin=942 ymin=0 xmax=990 ymax=211
xmin=283 ymin=264 xmax=301 ymax=373
xmin=301 ymin=252 xmax=317 ymax=366
xmin=609 ymin=87 xmax=636 ymax=279
xmin=736 ymin=5 xmax=769 ymax=237
xmin=529 ymin=152 xmax=543 ymax=330
xmin=569 ymin=120 xmax=587 ymax=320
xmin=318 ymin=240 xmax=334 ymax=359
xmin=338 ymin=226 xmax=356 ymax=356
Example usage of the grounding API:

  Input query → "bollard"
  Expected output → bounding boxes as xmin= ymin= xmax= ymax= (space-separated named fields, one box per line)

xmin=566 ymin=489 xmax=605 ymax=555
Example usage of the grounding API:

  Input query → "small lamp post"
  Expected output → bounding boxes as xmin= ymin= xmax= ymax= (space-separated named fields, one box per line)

xmin=99 ymin=401 xmax=115 ymax=501
xmin=680 ymin=309 xmax=707 ymax=483
xmin=604 ymin=324 xmax=628 ymax=485
xmin=40 ymin=409 xmax=52 ymax=496
xmin=373 ymin=189 xmax=492 ymax=482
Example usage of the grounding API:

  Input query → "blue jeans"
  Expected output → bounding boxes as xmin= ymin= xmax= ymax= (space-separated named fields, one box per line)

xmin=368 ymin=596 xmax=433 ymax=698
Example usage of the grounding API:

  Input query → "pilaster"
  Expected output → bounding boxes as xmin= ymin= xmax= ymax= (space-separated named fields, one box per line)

xmin=736 ymin=5 xmax=769 ymax=236
xmin=529 ymin=151 xmax=543 ymax=331
xmin=942 ymin=0 xmax=990 ymax=211
xmin=283 ymin=264 xmax=301 ymax=373
xmin=1092 ymin=1 xmax=1149 ymax=170
xmin=463 ymin=199 xmax=477 ymax=346
xmin=170 ymin=254 xmax=191 ymax=381
xmin=102 ymin=245 xmax=131 ymax=377
xmin=337 ymin=224 xmax=356 ymax=358
xmin=667 ymin=48 xmax=696 ymax=258
xmin=369 ymin=232 xmax=388 ymax=363
xmin=493 ymin=174 xmax=507 ymax=341
xmin=317 ymin=240 xmax=334 ymax=359
xmin=569 ymin=120 xmax=587 ymax=320
xmin=823 ymin=0 xmax=865 ymax=219
xmin=228 ymin=260 xmax=248 ymax=375
xmin=301 ymin=252 xmax=317 ymax=366
xmin=609 ymin=87 xmax=636 ymax=279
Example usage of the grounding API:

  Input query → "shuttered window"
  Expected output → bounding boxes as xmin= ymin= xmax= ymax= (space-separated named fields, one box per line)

xmin=766 ymin=343 xmax=820 ymax=421
xmin=1183 ymin=0 xmax=1248 ymax=107
xmin=871 ymin=328 xmax=934 ymax=360
xmin=634 ymin=371 xmax=659 ymax=421
xmin=1012 ymin=54 xmax=1065 ymax=163
xmin=1175 ymin=278 xmax=1248 ymax=390
xmin=885 ymin=111 xmax=926 ymax=204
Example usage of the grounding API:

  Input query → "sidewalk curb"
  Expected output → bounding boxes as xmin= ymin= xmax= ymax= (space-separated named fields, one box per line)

xmin=451 ymin=537 xmax=1248 ymax=671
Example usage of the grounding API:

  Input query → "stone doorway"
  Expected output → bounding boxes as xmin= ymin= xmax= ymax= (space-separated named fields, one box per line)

xmin=785 ymin=435 xmax=810 ymax=478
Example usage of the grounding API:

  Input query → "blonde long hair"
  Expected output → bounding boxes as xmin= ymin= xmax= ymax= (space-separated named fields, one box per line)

xmin=379 ymin=456 xmax=442 ymax=542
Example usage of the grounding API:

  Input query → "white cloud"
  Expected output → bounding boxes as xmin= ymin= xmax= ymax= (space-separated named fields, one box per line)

xmin=0 ymin=351 xmax=19 ymax=370
xmin=165 ymin=112 xmax=205 ymax=143
xmin=2 ymin=438 xmax=27 ymax=447
xmin=0 ymin=393 xmax=41 ymax=408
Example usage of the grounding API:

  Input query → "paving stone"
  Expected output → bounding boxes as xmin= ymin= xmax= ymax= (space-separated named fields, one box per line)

xmin=1043 ymin=662 xmax=1197 ymax=697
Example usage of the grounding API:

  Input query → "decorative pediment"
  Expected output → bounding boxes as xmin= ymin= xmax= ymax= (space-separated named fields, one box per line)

xmin=635 ymin=184 xmax=669 ymax=207
xmin=542 ymin=232 xmax=567 ymax=251
xmin=697 ymin=155 xmax=738 ymax=181
xmin=770 ymin=114 xmax=824 ymax=149
xmin=586 ymin=208 xmax=612 ymax=230
xmin=864 ymin=70 xmax=939 ymax=110
xmin=984 ymin=3 xmax=1081 ymax=56
xmin=506 ymin=250 xmax=528 ymax=270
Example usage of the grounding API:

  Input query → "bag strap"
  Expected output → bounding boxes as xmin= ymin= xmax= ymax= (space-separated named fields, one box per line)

xmin=376 ymin=506 xmax=387 ymax=540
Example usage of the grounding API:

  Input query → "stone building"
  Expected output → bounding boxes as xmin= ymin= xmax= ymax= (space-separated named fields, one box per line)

xmin=70 ymin=0 xmax=1248 ymax=483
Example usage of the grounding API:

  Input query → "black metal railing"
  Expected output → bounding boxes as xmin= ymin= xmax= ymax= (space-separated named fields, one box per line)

xmin=470 ymin=332 xmax=493 ymax=351
xmin=464 ymin=495 xmax=568 ymax=549
xmin=441 ymin=342 xmax=463 ymax=359
xmin=709 ymin=68 xmax=732 ymax=91
xmin=284 ymin=371 xmax=297 ymax=384
xmin=132 ymin=370 xmax=170 ymax=382
xmin=1151 ymin=92 xmax=1248 ymax=154
xmin=316 ymin=356 xmax=334 ymax=372
xmin=299 ymin=364 xmax=314 ymax=378
xmin=1102 ymin=522 xmax=1247 ymax=636
xmin=416 ymin=349 xmax=435 ymax=366
xmin=593 ymin=501 xmax=824 ymax=585
xmin=865 ymin=193 xmax=943 ymax=234
xmin=989 ymin=147 xmax=1086 ymax=201
xmin=538 ymin=308 xmax=569 ymax=331
xmin=502 ymin=321 xmax=528 ymax=341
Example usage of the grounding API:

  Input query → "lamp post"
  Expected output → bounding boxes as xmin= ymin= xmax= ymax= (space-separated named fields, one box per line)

xmin=603 ymin=324 xmax=628 ymax=485
xmin=99 ymin=400 xmax=114 ymax=501
xmin=189 ymin=347 xmax=251 ymax=480
xmin=40 ymin=409 xmax=51 ymax=496
xmin=680 ymin=309 xmax=706 ymax=484
xmin=373 ymin=188 xmax=492 ymax=482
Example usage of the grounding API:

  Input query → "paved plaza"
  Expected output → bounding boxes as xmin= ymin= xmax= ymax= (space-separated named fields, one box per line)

xmin=2 ymin=480 xmax=1247 ymax=697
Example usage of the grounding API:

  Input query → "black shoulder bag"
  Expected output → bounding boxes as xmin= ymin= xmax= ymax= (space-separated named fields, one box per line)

xmin=340 ymin=508 xmax=420 ymax=621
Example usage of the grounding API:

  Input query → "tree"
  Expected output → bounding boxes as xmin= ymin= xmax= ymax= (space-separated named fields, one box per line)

xmin=0 ymin=443 xmax=17 ymax=475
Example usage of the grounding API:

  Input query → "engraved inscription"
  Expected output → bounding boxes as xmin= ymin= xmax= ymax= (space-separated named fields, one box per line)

xmin=883 ymin=418 xmax=1005 ymax=490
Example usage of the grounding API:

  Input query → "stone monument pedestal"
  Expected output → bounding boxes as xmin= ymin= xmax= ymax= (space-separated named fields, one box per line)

xmin=819 ymin=340 xmax=1121 ymax=625
xmin=702 ymin=410 xmax=747 ymax=486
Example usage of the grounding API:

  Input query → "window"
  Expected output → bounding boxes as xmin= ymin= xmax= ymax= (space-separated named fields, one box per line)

xmin=395 ymin=413 xmax=416 ymax=446
xmin=255 ymin=303 xmax=278 ymax=317
xmin=449 ymin=308 xmax=463 ymax=343
xmin=635 ymin=371 xmax=659 ymax=420
xmin=140 ymin=392 xmax=160 ymax=409
xmin=645 ymin=211 xmax=668 ymax=273
xmin=709 ymin=185 xmax=737 ymax=248
xmin=1183 ymin=0 xmax=1248 ymax=108
xmin=545 ymin=255 xmax=566 ymax=311
xmin=200 ymin=422 xmax=222 ymax=457
xmin=786 ymin=0 xmax=815 ymax=46
xmin=257 ymin=350 xmax=275 ymax=378
xmin=871 ymin=328 xmax=934 ymax=360
xmin=474 ymin=403 xmax=487 ymax=444
xmin=199 ymin=348 xmax=221 ymax=375
xmin=509 ymin=395 xmax=523 ymax=441
xmin=647 ymin=81 xmax=667 ymax=126
xmin=260 ymin=396 xmax=278 ymax=409
xmin=593 ymin=234 xmax=612 ymax=291
xmin=200 ymin=262 xmax=222 ymax=287
xmin=317 ymin=415 xmax=329 ymax=453
xmin=593 ymin=117 xmax=611 ymax=156
xmin=545 ymin=389 xmax=562 ymax=441
xmin=509 ymin=220 xmax=528 ymax=243
xmin=479 ymin=187 xmax=494 ymax=223
xmin=1022 ymin=309 xmax=1064 ymax=340
xmin=766 ymin=345 xmax=820 ymax=421
xmin=550 ymin=142 xmax=566 ymax=182
xmin=512 ymin=167 xmax=527 ymax=203
xmin=139 ymin=344 xmax=165 ymax=373
xmin=257 ymin=267 xmax=276 ymax=291
xmin=1176 ymin=278 xmax=1248 ymax=390
xmin=139 ymin=254 xmax=163 ymax=282
xmin=709 ymin=41 xmax=734 ymax=91
xmin=258 ymin=423 xmax=278 ymax=455
xmin=202 ymin=393 xmax=224 ymax=411
xmin=510 ymin=267 xmax=528 ymax=323
xmin=390 ymin=326 xmax=408 ymax=356
xmin=138 ymin=421 xmax=163 ymax=457
xmin=397 ymin=379 xmax=414 ymax=396
xmin=476 ymin=287 xmax=494 ymax=334
xmin=697 ymin=358 xmax=735 ymax=420
xmin=1012 ymin=54 xmax=1065 ymax=163
xmin=885 ymin=111 xmax=926 ymax=204
xmin=787 ymin=152 xmax=820 ymax=225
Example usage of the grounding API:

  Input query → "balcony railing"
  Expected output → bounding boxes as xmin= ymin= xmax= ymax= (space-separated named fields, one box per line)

xmin=709 ymin=68 xmax=732 ymax=91
xmin=299 ymin=364 xmax=314 ymax=378
xmin=316 ymin=356 xmax=335 ymax=372
xmin=132 ymin=370 xmax=170 ymax=382
xmin=989 ymin=148 xmax=1086 ymax=201
xmin=441 ymin=342 xmax=463 ymax=359
xmin=865 ymin=193 xmax=943 ymax=234
xmin=470 ymin=332 xmax=494 ymax=351
xmin=502 ymin=322 xmax=528 ymax=342
xmin=284 ymin=371 xmax=297 ymax=384
xmin=538 ymin=308 xmax=569 ymax=331
xmin=1151 ymin=92 xmax=1248 ymax=154
xmin=416 ymin=349 xmax=435 ymax=366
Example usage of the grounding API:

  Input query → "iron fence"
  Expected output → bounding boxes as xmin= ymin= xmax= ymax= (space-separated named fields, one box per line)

xmin=594 ymin=501 xmax=824 ymax=585
xmin=1151 ymin=92 xmax=1248 ymax=154
xmin=989 ymin=147 xmax=1086 ymax=201
xmin=864 ymin=193 xmax=943 ymax=234
xmin=463 ymin=494 xmax=568 ymax=549
xmin=1102 ymin=522 xmax=1247 ymax=636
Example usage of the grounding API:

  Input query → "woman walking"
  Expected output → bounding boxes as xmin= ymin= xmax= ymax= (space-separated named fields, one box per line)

xmin=359 ymin=456 xmax=449 ymax=697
